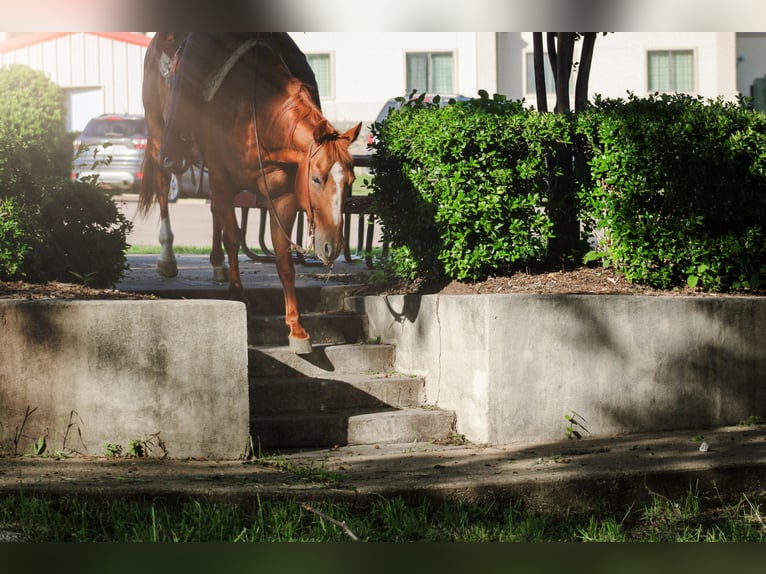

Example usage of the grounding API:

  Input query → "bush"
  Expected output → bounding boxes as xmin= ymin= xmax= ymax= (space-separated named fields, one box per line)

xmin=370 ymin=92 xmax=566 ymax=281
xmin=0 ymin=196 xmax=32 ymax=279
xmin=578 ymin=93 xmax=766 ymax=291
xmin=0 ymin=65 xmax=69 ymax=177
xmin=17 ymin=179 xmax=133 ymax=288
xmin=0 ymin=69 xmax=132 ymax=288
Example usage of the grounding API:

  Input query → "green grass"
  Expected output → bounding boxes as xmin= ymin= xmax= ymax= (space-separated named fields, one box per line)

xmin=2 ymin=486 xmax=766 ymax=542
xmin=126 ymin=245 xmax=214 ymax=255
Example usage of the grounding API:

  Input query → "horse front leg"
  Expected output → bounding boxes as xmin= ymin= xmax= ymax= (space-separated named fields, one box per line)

xmin=269 ymin=197 xmax=311 ymax=354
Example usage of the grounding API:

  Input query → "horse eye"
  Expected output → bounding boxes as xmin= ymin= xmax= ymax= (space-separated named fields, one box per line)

xmin=311 ymin=176 xmax=322 ymax=186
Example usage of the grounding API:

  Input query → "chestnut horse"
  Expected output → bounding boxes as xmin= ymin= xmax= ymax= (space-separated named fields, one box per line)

xmin=139 ymin=33 xmax=361 ymax=353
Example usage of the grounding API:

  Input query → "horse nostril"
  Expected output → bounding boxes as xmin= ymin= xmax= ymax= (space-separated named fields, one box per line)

xmin=323 ymin=242 xmax=333 ymax=260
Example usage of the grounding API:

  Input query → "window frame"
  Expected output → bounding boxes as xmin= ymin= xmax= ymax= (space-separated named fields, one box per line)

xmin=524 ymin=50 xmax=557 ymax=96
xmin=405 ymin=51 xmax=456 ymax=94
xmin=305 ymin=51 xmax=335 ymax=101
xmin=646 ymin=48 xmax=696 ymax=94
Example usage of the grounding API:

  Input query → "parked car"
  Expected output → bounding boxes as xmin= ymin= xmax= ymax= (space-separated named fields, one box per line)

xmin=367 ymin=93 xmax=470 ymax=147
xmin=72 ymin=114 xmax=147 ymax=193
xmin=72 ymin=113 xmax=209 ymax=202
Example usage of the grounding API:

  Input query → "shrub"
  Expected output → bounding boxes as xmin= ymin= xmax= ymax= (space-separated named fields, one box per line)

xmin=20 ymin=179 xmax=133 ymax=288
xmin=578 ymin=93 xmax=766 ymax=291
xmin=370 ymin=92 xmax=566 ymax=281
xmin=0 ymin=64 xmax=69 ymax=177
xmin=0 ymin=196 xmax=32 ymax=279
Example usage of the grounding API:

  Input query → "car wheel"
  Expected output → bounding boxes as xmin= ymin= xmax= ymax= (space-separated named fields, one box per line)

xmin=168 ymin=173 xmax=180 ymax=203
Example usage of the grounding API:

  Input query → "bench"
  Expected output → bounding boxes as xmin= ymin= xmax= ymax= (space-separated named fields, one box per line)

xmin=234 ymin=154 xmax=380 ymax=268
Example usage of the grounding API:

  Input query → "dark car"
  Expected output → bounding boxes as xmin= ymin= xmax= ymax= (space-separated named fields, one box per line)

xmin=367 ymin=93 xmax=470 ymax=147
xmin=72 ymin=114 xmax=209 ymax=201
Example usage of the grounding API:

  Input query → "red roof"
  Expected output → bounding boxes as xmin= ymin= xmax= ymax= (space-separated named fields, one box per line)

xmin=0 ymin=32 xmax=152 ymax=54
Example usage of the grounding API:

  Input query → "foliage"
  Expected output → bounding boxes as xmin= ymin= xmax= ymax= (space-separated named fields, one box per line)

xmin=370 ymin=91 xmax=564 ymax=281
xmin=0 ymin=64 xmax=69 ymax=176
xmin=19 ymin=179 xmax=132 ymax=288
xmin=0 ymin=196 xmax=32 ymax=278
xmin=0 ymin=70 xmax=132 ymax=288
xmin=577 ymin=93 xmax=766 ymax=291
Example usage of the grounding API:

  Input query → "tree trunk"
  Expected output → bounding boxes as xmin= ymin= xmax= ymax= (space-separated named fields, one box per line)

xmin=546 ymin=33 xmax=580 ymax=264
xmin=575 ymin=33 xmax=596 ymax=112
xmin=532 ymin=33 xmax=548 ymax=112
xmin=554 ymin=33 xmax=575 ymax=114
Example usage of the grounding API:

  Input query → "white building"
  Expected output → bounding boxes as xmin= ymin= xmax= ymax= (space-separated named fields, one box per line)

xmin=0 ymin=32 xmax=150 ymax=131
xmin=1 ymin=32 xmax=766 ymax=132
xmin=294 ymin=32 xmax=766 ymax=123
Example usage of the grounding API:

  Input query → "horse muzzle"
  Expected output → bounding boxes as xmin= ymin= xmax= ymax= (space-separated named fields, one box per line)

xmin=314 ymin=231 xmax=343 ymax=265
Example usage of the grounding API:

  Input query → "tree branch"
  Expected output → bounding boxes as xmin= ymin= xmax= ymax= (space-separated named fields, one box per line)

xmin=301 ymin=503 xmax=360 ymax=541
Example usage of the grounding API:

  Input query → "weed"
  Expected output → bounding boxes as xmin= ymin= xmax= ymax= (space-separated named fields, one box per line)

xmin=68 ymin=270 xmax=98 ymax=287
xmin=246 ymin=452 xmax=342 ymax=487
xmin=739 ymin=415 xmax=763 ymax=427
xmin=127 ymin=439 xmax=145 ymax=458
xmin=564 ymin=410 xmax=590 ymax=440
xmin=29 ymin=435 xmax=47 ymax=457
xmin=104 ymin=443 xmax=123 ymax=457
xmin=432 ymin=433 xmax=469 ymax=446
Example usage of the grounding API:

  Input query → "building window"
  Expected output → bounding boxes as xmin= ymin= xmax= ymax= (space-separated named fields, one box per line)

xmin=406 ymin=52 xmax=454 ymax=94
xmin=525 ymin=52 xmax=556 ymax=95
xmin=647 ymin=50 xmax=694 ymax=92
xmin=307 ymin=53 xmax=333 ymax=100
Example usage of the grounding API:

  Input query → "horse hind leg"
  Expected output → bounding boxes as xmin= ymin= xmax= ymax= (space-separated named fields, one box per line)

xmin=209 ymin=217 xmax=229 ymax=283
xmin=157 ymin=216 xmax=178 ymax=277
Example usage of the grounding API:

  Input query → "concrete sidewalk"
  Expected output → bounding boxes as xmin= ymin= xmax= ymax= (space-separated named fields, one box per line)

xmin=2 ymin=424 xmax=766 ymax=507
xmin=116 ymin=253 xmax=375 ymax=295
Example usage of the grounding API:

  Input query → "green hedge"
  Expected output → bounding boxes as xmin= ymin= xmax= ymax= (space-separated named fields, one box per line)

xmin=370 ymin=92 xmax=568 ymax=281
xmin=578 ymin=93 xmax=766 ymax=291
xmin=370 ymin=91 xmax=766 ymax=292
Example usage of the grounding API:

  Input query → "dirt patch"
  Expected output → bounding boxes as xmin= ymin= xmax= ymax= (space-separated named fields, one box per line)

xmin=365 ymin=266 xmax=765 ymax=298
xmin=0 ymin=280 xmax=156 ymax=301
xmin=2 ymin=266 xmax=764 ymax=300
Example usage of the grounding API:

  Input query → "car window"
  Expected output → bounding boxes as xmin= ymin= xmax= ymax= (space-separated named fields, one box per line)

xmin=82 ymin=119 xmax=146 ymax=138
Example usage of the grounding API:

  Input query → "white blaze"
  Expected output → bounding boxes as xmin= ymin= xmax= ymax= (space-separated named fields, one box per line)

xmin=330 ymin=161 xmax=344 ymax=226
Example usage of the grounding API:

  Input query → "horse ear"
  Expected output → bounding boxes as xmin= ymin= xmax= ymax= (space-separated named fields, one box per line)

xmin=312 ymin=119 xmax=333 ymax=144
xmin=342 ymin=122 xmax=362 ymax=144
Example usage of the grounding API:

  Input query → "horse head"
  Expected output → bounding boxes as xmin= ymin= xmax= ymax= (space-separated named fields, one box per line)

xmin=297 ymin=120 xmax=362 ymax=265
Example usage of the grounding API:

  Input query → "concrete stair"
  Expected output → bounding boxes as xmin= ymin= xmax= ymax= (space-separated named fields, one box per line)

xmin=247 ymin=289 xmax=456 ymax=449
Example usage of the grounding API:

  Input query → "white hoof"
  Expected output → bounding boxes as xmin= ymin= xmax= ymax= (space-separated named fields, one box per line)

xmin=213 ymin=265 xmax=228 ymax=283
xmin=289 ymin=336 xmax=313 ymax=355
xmin=157 ymin=260 xmax=178 ymax=278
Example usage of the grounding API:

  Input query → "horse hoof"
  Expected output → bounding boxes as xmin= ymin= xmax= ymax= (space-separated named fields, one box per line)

xmin=289 ymin=336 xmax=312 ymax=355
xmin=157 ymin=260 xmax=178 ymax=278
xmin=213 ymin=265 xmax=229 ymax=283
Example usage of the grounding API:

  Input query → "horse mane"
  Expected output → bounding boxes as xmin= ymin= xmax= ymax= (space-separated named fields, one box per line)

xmin=255 ymin=50 xmax=352 ymax=167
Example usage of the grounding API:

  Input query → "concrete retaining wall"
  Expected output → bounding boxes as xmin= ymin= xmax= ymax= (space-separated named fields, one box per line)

xmin=363 ymin=294 xmax=766 ymax=445
xmin=0 ymin=300 xmax=248 ymax=459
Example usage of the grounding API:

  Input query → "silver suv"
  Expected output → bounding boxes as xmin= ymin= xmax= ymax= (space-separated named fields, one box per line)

xmin=72 ymin=114 xmax=147 ymax=193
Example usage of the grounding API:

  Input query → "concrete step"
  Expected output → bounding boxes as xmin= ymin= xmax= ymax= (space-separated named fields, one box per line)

xmin=250 ymin=407 xmax=457 ymax=449
xmin=248 ymin=313 xmax=367 ymax=346
xmin=142 ymin=284 xmax=363 ymax=315
xmin=248 ymin=344 xmax=395 ymax=377
xmin=249 ymin=372 xmax=424 ymax=415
